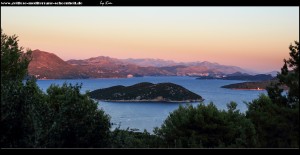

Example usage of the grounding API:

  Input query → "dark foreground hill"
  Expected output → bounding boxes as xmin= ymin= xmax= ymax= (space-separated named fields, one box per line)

xmin=88 ymin=82 xmax=204 ymax=102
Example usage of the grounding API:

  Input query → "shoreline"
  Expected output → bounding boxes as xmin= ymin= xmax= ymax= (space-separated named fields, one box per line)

xmin=225 ymin=88 xmax=266 ymax=91
xmin=95 ymin=99 xmax=204 ymax=103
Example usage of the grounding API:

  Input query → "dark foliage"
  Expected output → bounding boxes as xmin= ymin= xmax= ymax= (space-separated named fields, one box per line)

xmin=154 ymin=103 xmax=257 ymax=148
xmin=247 ymin=41 xmax=299 ymax=148
xmin=109 ymin=127 xmax=164 ymax=148
xmin=1 ymin=30 xmax=111 ymax=148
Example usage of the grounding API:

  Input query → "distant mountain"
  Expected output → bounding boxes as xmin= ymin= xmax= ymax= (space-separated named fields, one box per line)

xmin=28 ymin=50 xmax=129 ymax=79
xmin=28 ymin=50 xmax=87 ymax=79
xmin=226 ymin=72 xmax=250 ymax=77
xmin=265 ymin=71 xmax=279 ymax=77
xmin=197 ymin=72 xmax=273 ymax=81
xmin=67 ymin=56 xmax=175 ymax=77
xmin=122 ymin=58 xmax=178 ymax=67
xmin=123 ymin=58 xmax=251 ymax=75
xmin=28 ymin=50 xmax=175 ymax=79
xmin=88 ymin=82 xmax=204 ymax=102
xmin=184 ymin=61 xmax=250 ymax=75
xmin=28 ymin=49 xmax=261 ymax=79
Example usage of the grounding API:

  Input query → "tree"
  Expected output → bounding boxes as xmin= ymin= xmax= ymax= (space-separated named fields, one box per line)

xmin=267 ymin=41 xmax=299 ymax=107
xmin=247 ymin=41 xmax=299 ymax=147
xmin=1 ymin=29 xmax=33 ymax=147
xmin=246 ymin=94 xmax=298 ymax=147
xmin=1 ymin=29 xmax=112 ymax=148
xmin=154 ymin=103 xmax=257 ymax=148
xmin=278 ymin=41 xmax=299 ymax=105
xmin=109 ymin=127 xmax=163 ymax=148
xmin=39 ymin=83 xmax=111 ymax=147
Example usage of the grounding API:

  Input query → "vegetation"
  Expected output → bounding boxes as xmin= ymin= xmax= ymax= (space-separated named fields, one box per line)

xmin=154 ymin=102 xmax=257 ymax=148
xmin=109 ymin=127 xmax=164 ymax=148
xmin=1 ymin=28 xmax=33 ymax=147
xmin=1 ymin=29 xmax=298 ymax=148
xmin=246 ymin=41 xmax=299 ymax=148
xmin=1 ymin=30 xmax=111 ymax=148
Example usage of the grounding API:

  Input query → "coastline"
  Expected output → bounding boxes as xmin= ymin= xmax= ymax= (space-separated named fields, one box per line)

xmin=95 ymin=99 xmax=204 ymax=103
xmin=227 ymin=88 xmax=266 ymax=91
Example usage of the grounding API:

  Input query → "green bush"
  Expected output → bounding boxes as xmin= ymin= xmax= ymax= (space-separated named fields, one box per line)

xmin=154 ymin=103 xmax=257 ymax=148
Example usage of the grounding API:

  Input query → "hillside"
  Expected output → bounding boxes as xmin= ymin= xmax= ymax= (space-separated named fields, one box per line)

xmin=67 ymin=56 xmax=175 ymax=77
xmin=29 ymin=50 xmax=174 ymax=79
xmin=122 ymin=58 xmax=178 ymax=67
xmin=28 ymin=49 xmax=257 ymax=79
xmin=124 ymin=58 xmax=252 ymax=75
xmin=88 ymin=82 xmax=204 ymax=102
xmin=28 ymin=50 xmax=88 ymax=79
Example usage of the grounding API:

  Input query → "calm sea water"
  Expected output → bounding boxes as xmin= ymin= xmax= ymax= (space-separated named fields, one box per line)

xmin=36 ymin=76 xmax=266 ymax=133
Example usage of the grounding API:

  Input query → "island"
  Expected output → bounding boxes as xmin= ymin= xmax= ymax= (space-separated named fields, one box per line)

xmin=221 ymin=80 xmax=287 ymax=90
xmin=88 ymin=82 xmax=204 ymax=102
xmin=196 ymin=72 xmax=274 ymax=81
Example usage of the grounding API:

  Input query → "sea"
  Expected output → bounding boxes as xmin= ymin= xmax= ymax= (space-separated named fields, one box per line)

xmin=36 ymin=76 xmax=266 ymax=133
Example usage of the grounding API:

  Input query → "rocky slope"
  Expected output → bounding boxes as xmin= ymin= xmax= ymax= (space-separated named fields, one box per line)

xmin=28 ymin=50 xmax=87 ymax=79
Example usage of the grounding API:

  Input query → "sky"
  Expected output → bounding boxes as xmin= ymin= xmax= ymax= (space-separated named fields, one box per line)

xmin=1 ymin=7 xmax=299 ymax=72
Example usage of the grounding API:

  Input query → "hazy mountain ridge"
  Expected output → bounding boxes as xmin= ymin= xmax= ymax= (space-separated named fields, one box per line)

xmin=28 ymin=49 xmax=261 ymax=79
xmin=123 ymin=59 xmax=252 ymax=75
xmin=122 ymin=58 xmax=178 ymax=67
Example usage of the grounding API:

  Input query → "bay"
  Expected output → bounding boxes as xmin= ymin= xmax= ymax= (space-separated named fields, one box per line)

xmin=36 ymin=76 xmax=266 ymax=133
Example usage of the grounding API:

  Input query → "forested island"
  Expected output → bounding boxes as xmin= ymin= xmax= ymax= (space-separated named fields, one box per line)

xmin=221 ymin=79 xmax=289 ymax=90
xmin=88 ymin=82 xmax=204 ymax=102
xmin=221 ymin=80 xmax=273 ymax=90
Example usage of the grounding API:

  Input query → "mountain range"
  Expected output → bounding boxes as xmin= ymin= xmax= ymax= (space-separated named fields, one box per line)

xmin=88 ymin=82 xmax=204 ymax=102
xmin=28 ymin=49 xmax=262 ymax=79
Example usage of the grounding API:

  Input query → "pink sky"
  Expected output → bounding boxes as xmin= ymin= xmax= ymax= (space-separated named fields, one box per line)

xmin=1 ymin=7 xmax=299 ymax=72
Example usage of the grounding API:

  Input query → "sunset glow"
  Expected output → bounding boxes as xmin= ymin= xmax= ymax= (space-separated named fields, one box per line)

xmin=1 ymin=7 xmax=299 ymax=72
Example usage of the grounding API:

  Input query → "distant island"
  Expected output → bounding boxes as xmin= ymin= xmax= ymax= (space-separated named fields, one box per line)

xmin=88 ymin=82 xmax=204 ymax=102
xmin=221 ymin=81 xmax=273 ymax=90
xmin=196 ymin=72 xmax=274 ymax=81
xmin=221 ymin=79 xmax=287 ymax=90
